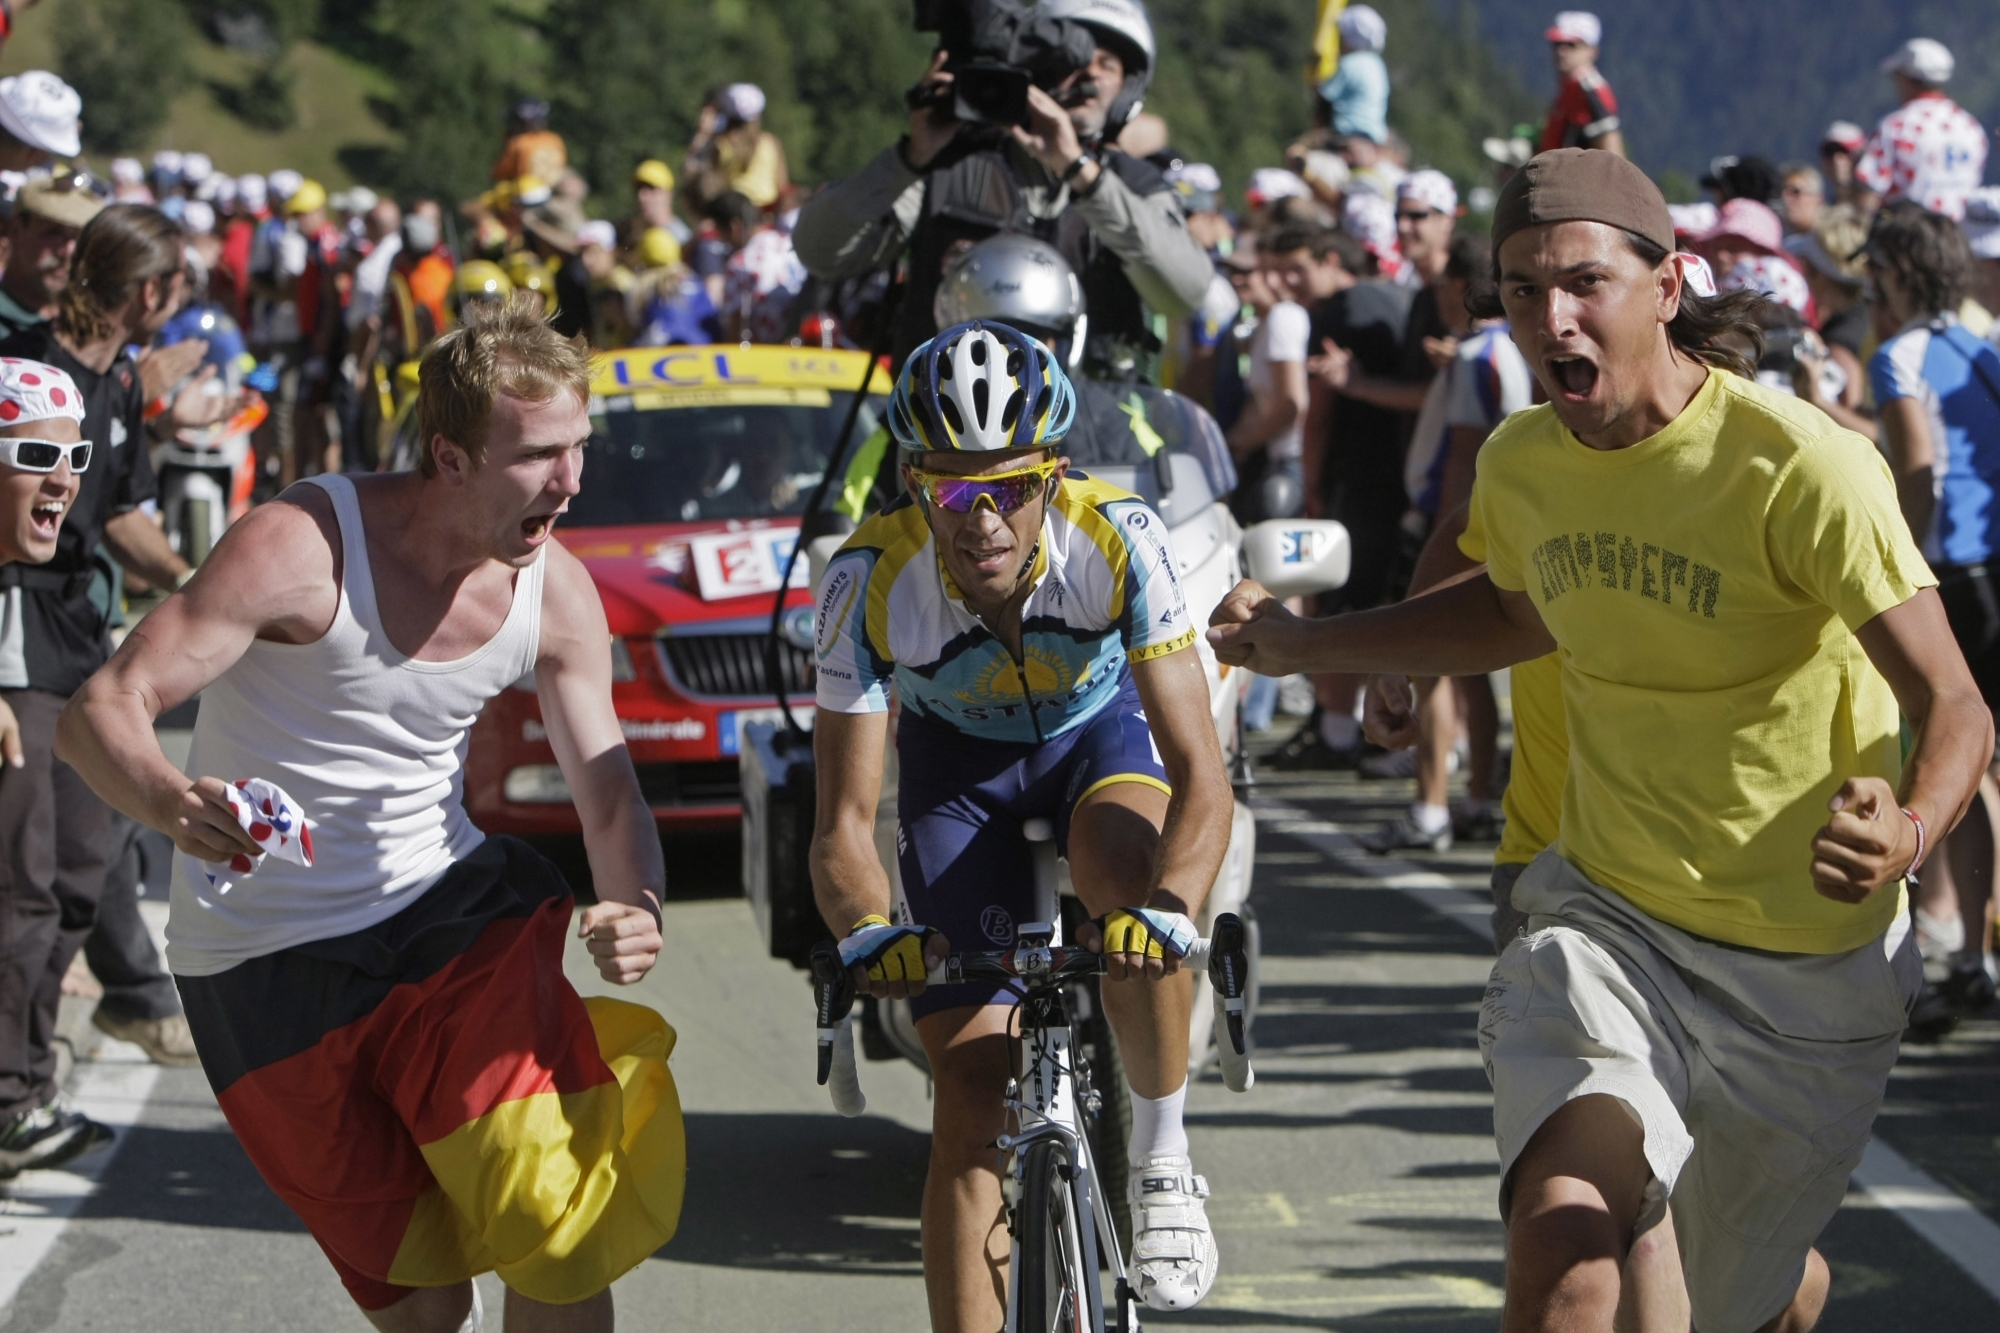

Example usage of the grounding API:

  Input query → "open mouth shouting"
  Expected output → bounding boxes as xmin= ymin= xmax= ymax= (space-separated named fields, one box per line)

xmin=521 ymin=507 xmax=565 ymax=546
xmin=28 ymin=498 xmax=64 ymax=542
xmin=1547 ymin=353 xmax=1601 ymax=402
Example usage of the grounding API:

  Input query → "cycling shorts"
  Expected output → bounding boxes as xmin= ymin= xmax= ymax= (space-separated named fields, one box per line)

xmin=894 ymin=669 xmax=1169 ymax=1021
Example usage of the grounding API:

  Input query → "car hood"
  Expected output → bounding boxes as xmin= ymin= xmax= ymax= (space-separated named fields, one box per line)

xmin=557 ymin=519 xmax=805 ymax=636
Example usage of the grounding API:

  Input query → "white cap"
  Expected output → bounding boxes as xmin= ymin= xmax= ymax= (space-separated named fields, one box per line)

xmin=1883 ymin=37 xmax=1953 ymax=85
xmin=1245 ymin=167 xmax=1310 ymax=206
xmin=343 ymin=185 xmax=379 ymax=215
xmin=212 ymin=175 xmax=238 ymax=206
xmin=110 ymin=156 xmax=144 ymax=187
xmin=1822 ymin=120 xmax=1866 ymax=153
xmin=1719 ymin=255 xmax=1810 ymax=315
xmin=0 ymin=71 xmax=81 ymax=159
xmin=1336 ymin=5 xmax=1386 ymax=54
xmin=1165 ymin=162 xmax=1221 ymax=194
xmin=721 ymin=82 xmax=767 ymax=126
xmin=1962 ymin=187 xmax=2000 ymax=260
xmin=1545 ymin=11 xmax=1601 ymax=46
xmin=1342 ymin=191 xmax=1398 ymax=251
xmin=1397 ymin=169 xmax=1458 ymax=216
xmin=267 ymin=168 xmax=303 ymax=201
xmin=576 ymin=219 xmax=618 ymax=251
xmin=180 ymin=199 xmax=216 ymax=236
xmin=152 ymin=149 xmax=184 ymax=177
xmin=237 ymin=173 xmax=267 ymax=209
xmin=181 ymin=152 xmax=213 ymax=184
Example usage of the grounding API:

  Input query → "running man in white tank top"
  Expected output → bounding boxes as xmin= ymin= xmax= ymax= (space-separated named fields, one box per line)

xmin=56 ymin=295 xmax=678 ymax=1333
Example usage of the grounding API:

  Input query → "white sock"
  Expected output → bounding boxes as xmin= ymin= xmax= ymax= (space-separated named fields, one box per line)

xmin=1319 ymin=710 xmax=1360 ymax=750
xmin=1914 ymin=906 xmax=1966 ymax=959
xmin=1410 ymin=802 xmax=1451 ymax=835
xmin=1127 ymin=1082 xmax=1190 ymax=1166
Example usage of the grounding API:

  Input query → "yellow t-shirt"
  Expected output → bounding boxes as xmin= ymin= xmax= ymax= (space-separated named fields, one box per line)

xmin=1491 ymin=651 xmax=1565 ymax=866
xmin=1461 ymin=368 xmax=1932 ymax=953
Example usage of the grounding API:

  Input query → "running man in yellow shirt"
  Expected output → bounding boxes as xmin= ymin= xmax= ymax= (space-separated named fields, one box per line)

xmin=1208 ymin=149 xmax=1992 ymax=1333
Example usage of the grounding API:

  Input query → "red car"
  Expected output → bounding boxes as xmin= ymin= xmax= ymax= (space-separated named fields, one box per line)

xmin=463 ymin=345 xmax=888 ymax=837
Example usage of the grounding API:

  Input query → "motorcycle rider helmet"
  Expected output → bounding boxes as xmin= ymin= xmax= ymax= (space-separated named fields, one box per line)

xmin=933 ymin=234 xmax=1090 ymax=370
xmin=1038 ymin=0 xmax=1155 ymax=140
xmin=889 ymin=320 xmax=1077 ymax=455
xmin=502 ymin=252 xmax=554 ymax=314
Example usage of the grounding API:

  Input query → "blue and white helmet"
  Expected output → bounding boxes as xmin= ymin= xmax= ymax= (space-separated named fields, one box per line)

xmin=889 ymin=320 xmax=1077 ymax=454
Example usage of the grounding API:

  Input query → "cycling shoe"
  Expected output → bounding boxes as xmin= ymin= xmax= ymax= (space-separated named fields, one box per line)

xmin=1127 ymin=1153 xmax=1219 ymax=1311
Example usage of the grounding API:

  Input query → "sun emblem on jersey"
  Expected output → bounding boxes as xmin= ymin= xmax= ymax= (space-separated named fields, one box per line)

xmin=960 ymin=644 xmax=1078 ymax=703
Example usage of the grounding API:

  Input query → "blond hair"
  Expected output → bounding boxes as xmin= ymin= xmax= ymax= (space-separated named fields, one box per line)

xmin=415 ymin=291 xmax=593 ymax=477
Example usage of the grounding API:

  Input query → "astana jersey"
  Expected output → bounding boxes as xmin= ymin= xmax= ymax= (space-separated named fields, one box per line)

xmin=813 ymin=473 xmax=1195 ymax=743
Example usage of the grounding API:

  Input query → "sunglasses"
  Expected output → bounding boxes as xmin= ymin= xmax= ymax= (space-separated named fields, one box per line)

xmin=0 ymin=438 xmax=90 ymax=474
xmin=909 ymin=459 xmax=1059 ymax=514
xmin=1396 ymin=208 xmax=1442 ymax=222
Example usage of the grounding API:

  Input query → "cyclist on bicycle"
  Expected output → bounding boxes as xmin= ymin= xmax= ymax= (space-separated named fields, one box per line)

xmin=811 ymin=319 xmax=1234 ymax=1329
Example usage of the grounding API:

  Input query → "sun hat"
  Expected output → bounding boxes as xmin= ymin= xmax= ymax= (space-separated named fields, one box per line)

xmin=1882 ymin=38 xmax=1953 ymax=86
xmin=284 ymin=178 xmax=328 ymax=217
xmin=1699 ymin=197 xmax=1785 ymax=256
xmin=0 ymin=72 xmax=81 ymax=159
xmin=14 ymin=175 xmax=103 ymax=229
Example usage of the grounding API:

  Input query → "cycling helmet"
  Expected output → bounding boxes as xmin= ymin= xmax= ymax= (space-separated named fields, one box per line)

xmin=889 ymin=321 xmax=1077 ymax=454
xmin=933 ymin=235 xmax=1085 ymax=339
xmin=1039 ymin=0 xmax=1155 ymax=139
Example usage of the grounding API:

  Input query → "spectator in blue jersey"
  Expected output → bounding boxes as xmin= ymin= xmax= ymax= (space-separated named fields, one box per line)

xmin=1318 ymin=5 xmax=1388 ymax=148
xmin=1865 ymin=201 xmax=2000 ymax=1033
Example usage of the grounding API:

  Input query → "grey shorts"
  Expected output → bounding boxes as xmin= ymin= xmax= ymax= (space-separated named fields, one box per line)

xmin=1477 ymin=851 xmax=1922 ymax=1333
xmin=1489 ymin=861 xmax=1529 ymax=955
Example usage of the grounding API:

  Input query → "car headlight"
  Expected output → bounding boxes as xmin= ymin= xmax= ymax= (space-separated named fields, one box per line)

xmin=779 ymin=606 xmax=815 ymax=652
xmin=611 ymin=637 xmax=637 ymax=682
xmin=504 ymin=765 xmax=573 ymax=804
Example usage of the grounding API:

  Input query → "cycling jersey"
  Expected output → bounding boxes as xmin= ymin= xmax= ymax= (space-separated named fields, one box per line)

xmin=814 ymin=473 xmax=1195 ymax=743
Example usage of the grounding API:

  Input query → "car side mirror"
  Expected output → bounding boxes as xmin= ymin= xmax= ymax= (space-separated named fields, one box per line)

xmin=1239 ymin=519 xmax=1350 ymax=597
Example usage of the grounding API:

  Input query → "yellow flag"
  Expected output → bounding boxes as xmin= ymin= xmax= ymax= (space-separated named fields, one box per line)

xmin=1312 ymin=0 xmax=1347 ymax=85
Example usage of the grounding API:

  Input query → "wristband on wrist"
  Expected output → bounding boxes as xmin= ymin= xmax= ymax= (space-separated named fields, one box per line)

xmin=850 ymin=913 xmax=891 ymax=934
xmin=1901 ymin=807 xmax=1926 ymax=875
xmin=1059 ymin=152 xmax=1094 ymax=185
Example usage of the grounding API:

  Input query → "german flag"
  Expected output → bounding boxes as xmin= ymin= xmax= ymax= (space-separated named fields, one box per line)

xmin=178 ymin=836 xmax=684 ymax=1310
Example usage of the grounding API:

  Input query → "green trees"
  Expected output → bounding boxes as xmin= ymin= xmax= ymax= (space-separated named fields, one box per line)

xmin=58 ymin=0 xmax=199 ymax=154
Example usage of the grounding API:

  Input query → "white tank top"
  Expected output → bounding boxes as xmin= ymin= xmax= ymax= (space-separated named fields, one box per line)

xmin=166 ymin=474 xmax=545 ymax=976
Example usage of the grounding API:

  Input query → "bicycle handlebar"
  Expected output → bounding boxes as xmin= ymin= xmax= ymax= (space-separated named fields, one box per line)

xmin=810 ymin=914 xmax=1256 ymax=1118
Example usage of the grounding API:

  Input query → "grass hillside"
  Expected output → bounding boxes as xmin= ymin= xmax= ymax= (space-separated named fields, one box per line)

xmin=0 ymin=0 xmax=394 ymax=186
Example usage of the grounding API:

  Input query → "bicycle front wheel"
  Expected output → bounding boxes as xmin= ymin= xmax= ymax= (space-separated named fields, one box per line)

xmin=1016 ymin=1137 xmax=1100 ymax=1333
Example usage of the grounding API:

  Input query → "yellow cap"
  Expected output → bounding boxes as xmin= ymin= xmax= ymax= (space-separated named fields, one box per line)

xmin=285 ymin=178 xmax=328 ymax=217
xmin=638 ymin=226 xmax=681 ymax=269
xmin=514 ymin=175 xmax=552 ymax=207
xmin=633 ymin=159 xmax=674 ymax=192
xmin=454 ymin=259 xmax=512 ymax=301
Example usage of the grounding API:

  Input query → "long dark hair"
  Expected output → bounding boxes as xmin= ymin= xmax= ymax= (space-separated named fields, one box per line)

xmin=1865 ymin=200 xmax=1974 ymax=319
xmin=58 ymin=204 xmax=183 ymax=345
xmin=1472 ymin=230 xmax=1766 ymax=380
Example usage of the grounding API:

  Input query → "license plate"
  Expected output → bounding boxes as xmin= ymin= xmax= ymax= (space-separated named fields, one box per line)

xmin=718 ymin=706 xmax=814 ymax=757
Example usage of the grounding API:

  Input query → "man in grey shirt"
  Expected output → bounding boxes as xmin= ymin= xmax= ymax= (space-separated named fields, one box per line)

xmin=793 ymin=0 xmax=1211 ymax=376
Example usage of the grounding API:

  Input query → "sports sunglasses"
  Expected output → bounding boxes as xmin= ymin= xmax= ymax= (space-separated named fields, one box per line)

xmin=909 ymin=459 xmax=1060 ymax=515
xmin=0 ymin=438 xmax=90 ymax=474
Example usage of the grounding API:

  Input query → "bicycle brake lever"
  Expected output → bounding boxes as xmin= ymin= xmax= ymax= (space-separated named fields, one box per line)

xmin=1209 ymin=913 xmax=1249 ymax=1056
xmin=809 ymin=941 xmax=856 ymax=1086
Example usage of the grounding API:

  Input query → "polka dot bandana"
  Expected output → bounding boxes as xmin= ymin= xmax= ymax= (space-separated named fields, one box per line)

xmin=0 ymin=358 xmax=85 ymax=427
xmin=199 ymin=778 xmax=315 ymax=895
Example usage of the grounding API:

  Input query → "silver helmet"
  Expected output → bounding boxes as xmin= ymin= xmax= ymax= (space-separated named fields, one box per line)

xmin=1038 ymin=0 xmax=1154 ymax=139
xmin=934 ymin=234 xmax=1087 ymax=357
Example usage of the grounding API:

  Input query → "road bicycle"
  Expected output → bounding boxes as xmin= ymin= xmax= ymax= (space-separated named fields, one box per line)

xmin=810 ymin=819 xmax=1254 ymax=1333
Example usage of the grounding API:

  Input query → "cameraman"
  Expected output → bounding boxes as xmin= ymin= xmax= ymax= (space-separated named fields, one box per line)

xmin=793 ymin=0 xmax=1211 ymax=375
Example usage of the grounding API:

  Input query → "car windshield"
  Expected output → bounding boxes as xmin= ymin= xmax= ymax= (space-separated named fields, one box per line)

xmin=567 ymin=392 xmax=880 ymax=527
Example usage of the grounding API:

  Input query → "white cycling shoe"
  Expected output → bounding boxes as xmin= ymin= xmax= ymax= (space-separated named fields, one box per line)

xmin=1125 ymin=1153 xmax=1219 ymax=1311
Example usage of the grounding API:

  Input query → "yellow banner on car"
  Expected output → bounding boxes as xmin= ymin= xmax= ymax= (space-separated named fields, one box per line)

xmin=591 ymin=346 xmax=888 ymax=398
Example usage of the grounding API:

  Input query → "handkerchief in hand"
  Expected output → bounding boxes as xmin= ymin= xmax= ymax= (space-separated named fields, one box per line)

xmin=199 ymin=778 xmax=314 ymax=892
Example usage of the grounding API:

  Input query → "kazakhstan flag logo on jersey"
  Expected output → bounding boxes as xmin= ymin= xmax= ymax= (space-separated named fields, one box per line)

xmin=962 ymin=645 xmax=1079 ymax=704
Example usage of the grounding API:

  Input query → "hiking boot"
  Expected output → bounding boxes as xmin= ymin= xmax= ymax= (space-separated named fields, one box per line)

xmin=92 ymin=1008 xmax=201 ymax=1067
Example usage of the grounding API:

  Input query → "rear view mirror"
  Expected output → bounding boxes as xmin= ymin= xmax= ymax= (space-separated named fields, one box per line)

xmin=1240 ymin=520 xmax=1351 ymax=598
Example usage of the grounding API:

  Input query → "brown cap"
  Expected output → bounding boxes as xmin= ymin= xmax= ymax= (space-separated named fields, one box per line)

xmin=1491 ymin=147 xmax=1674 ymax=256
xmin=13 ymin=175 xmax=103 ymax=230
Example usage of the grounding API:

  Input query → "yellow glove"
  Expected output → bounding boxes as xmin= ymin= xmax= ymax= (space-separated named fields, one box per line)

xmin=839 ymin=914 xmax=937 ymax=984
xmin=1100 ymin=907 xmax=1197 ymax=960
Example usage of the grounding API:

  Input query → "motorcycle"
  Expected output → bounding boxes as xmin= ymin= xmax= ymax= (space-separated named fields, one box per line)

xmin=153 ymin=303 xmax=270 ymax=565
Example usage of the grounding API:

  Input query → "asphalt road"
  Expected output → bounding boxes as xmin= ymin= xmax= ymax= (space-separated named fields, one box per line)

xmin=2 ymin=729 xmax=1997 ymax=1330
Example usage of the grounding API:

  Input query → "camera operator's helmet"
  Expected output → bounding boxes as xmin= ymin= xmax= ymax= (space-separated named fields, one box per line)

xmin=933 ymin=235 xmax=1085 ymax=341
xmin=889 ymin=321 xmax=1077 ymax=454
xmin=1039 ymin=0 xmax=1155 ymax=137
